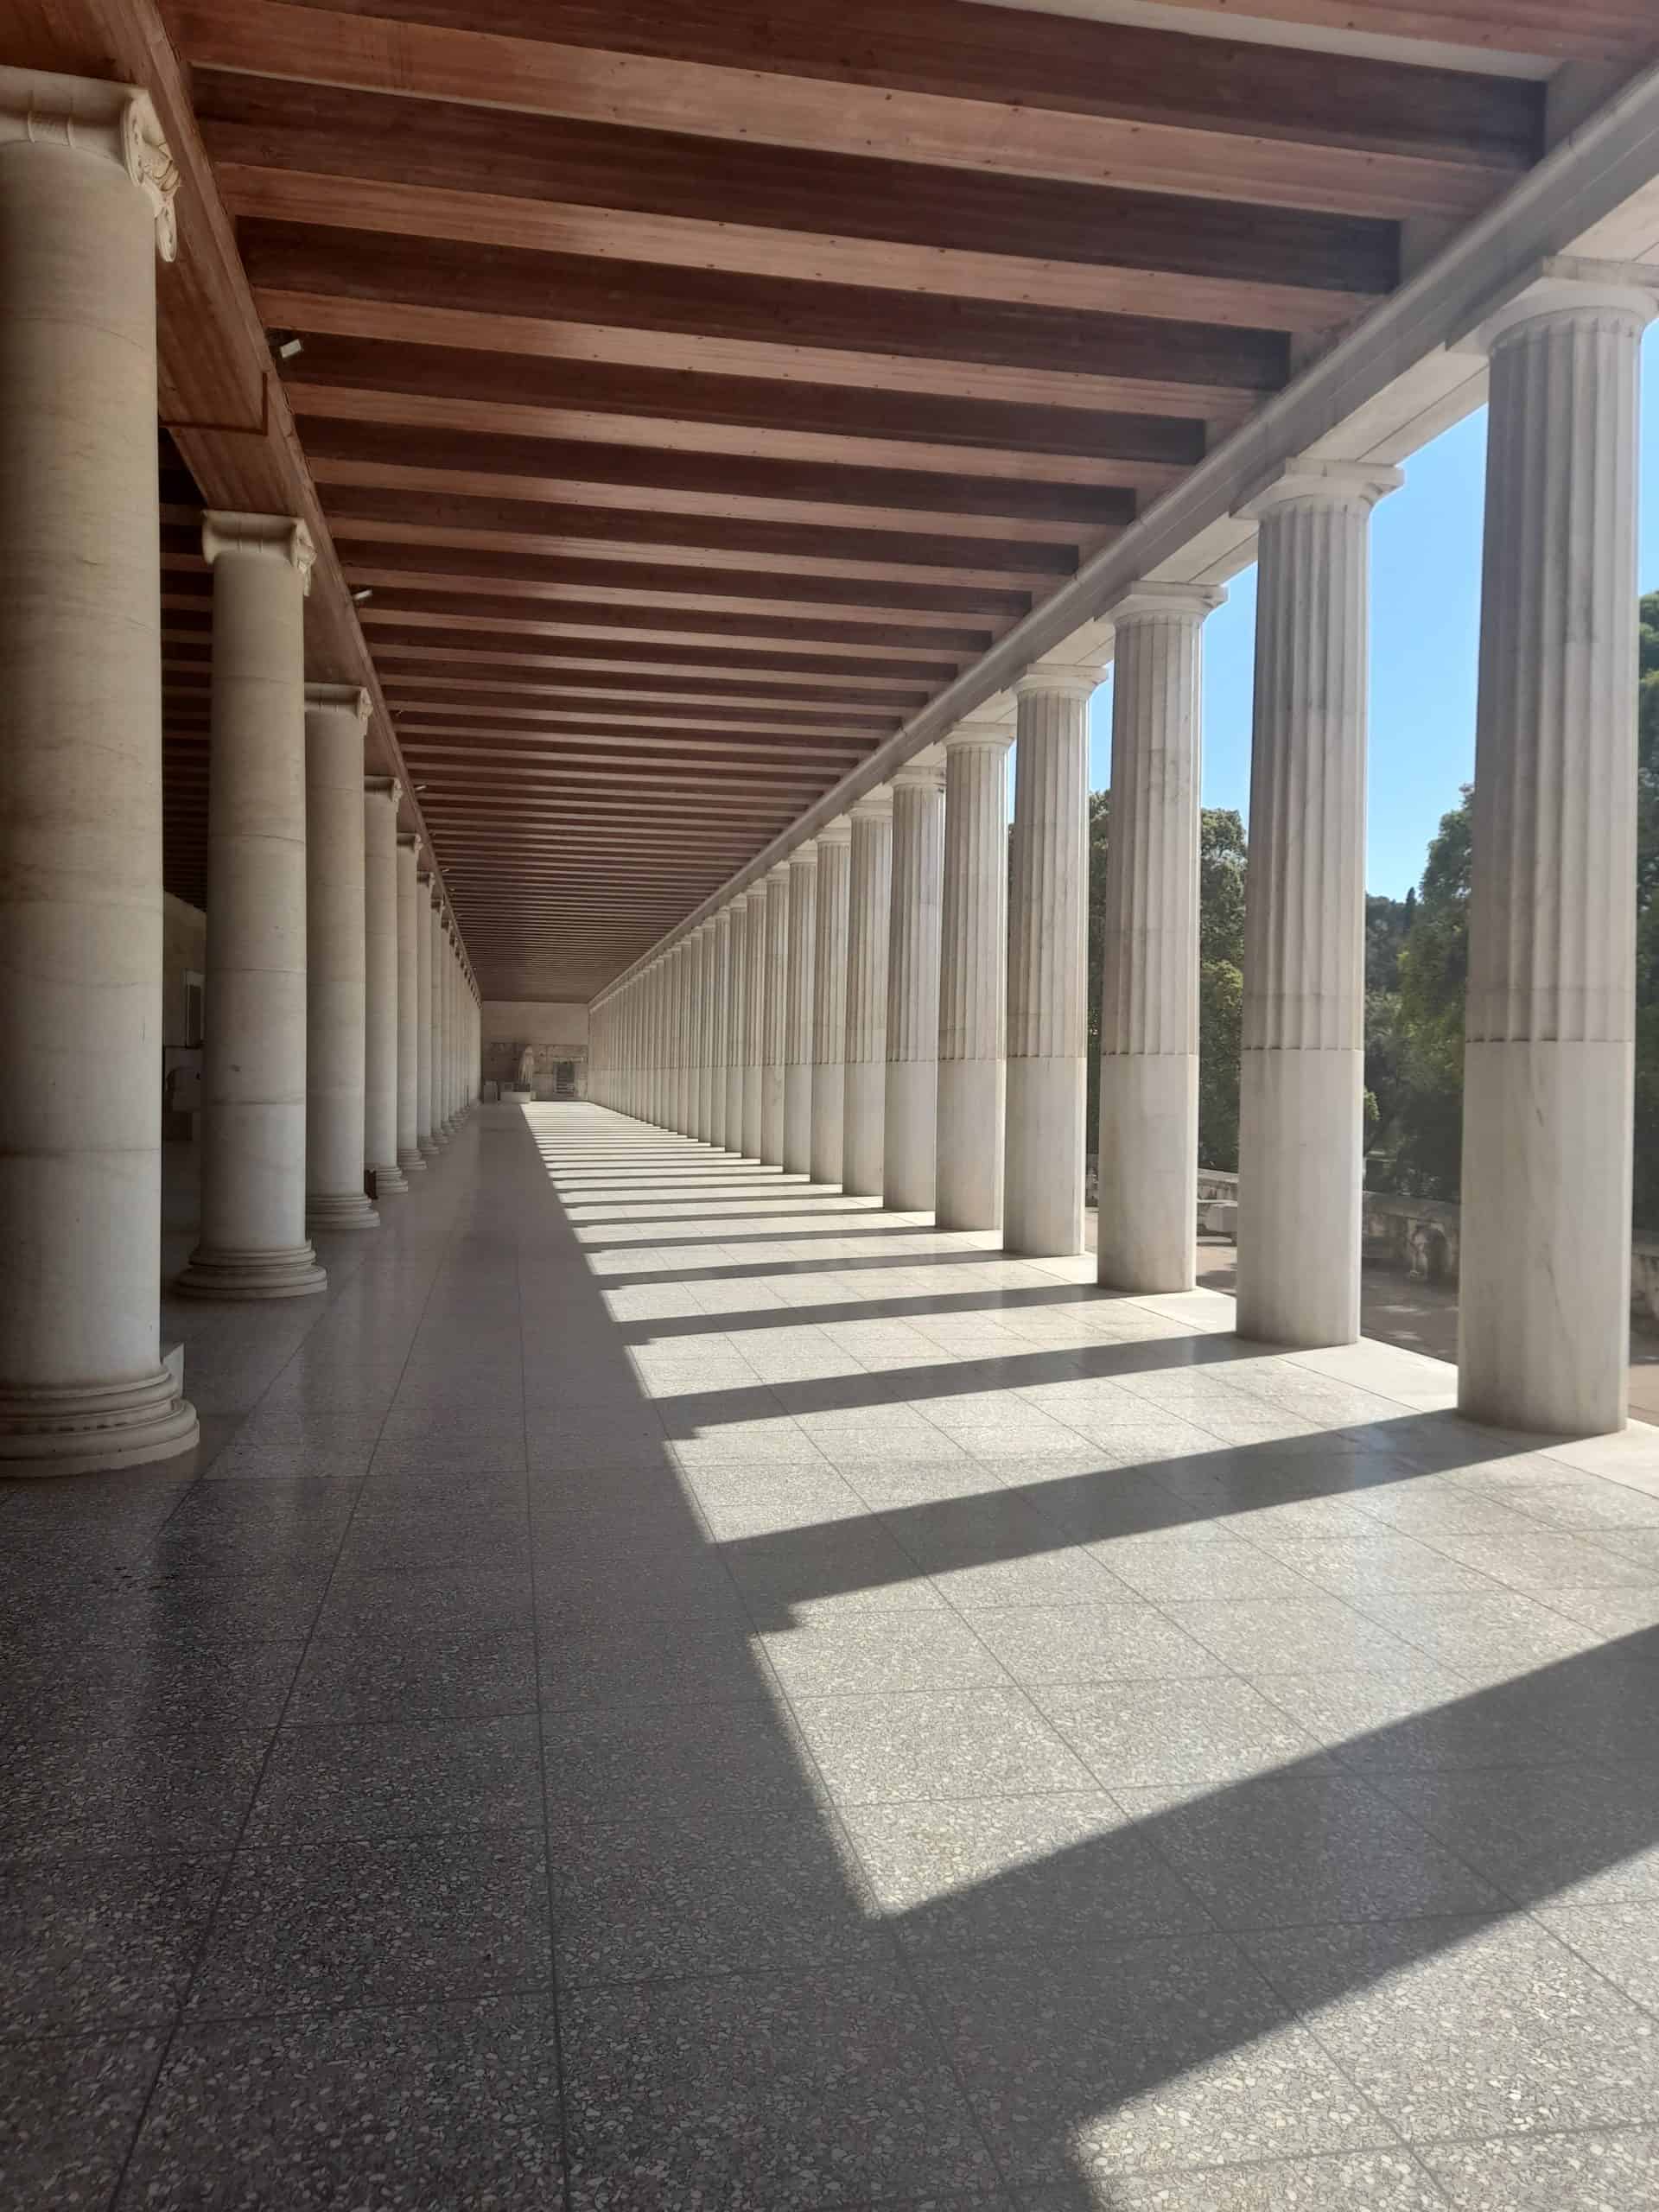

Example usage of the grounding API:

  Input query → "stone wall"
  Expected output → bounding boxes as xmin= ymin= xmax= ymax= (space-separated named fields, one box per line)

xmin=480 ymin=999 xmax=589 ymax=1100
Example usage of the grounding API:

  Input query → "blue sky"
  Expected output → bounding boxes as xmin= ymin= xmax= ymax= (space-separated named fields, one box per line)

xmin=1085 ymin=330 xmax=1659 ymax=899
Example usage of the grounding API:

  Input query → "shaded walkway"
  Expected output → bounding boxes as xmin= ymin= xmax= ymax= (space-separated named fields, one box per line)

xmin=5 ymin=1103 xmax=1659 ymax=2208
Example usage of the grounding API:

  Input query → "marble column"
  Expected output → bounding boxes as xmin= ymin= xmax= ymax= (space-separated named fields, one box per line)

xmin=743 ymin=886 xmax=766 ymax=1157
xmin=885 ymin=752 xmax=945 ymax=1213
xmin=711 ymin=907 xmax=732 ymax=1151
xmin=1235 ymin=461 xmax=1399 ymax=1347
xmin=303 ymin=685 xmax=378 ymax=1230
xmin=363 ymin=776 xmax=405 ymax=1196
xmin=0 ymin=73 xmax=200 ymax=1468
xmin=1096 ymin=586 xmax=1224 ymax=1291
xmin=427 ymin=891 xmax=448 ymax=1148
xmin=810 ymin=818 xmax=852 ymax=1188
xmin=1459 ymin=274 xmax=1656 ymax=1434
xmin=440 ymin=924 xmax=457 ymax=1135
xmin=677 ymin=938 xmax=696 ymax=1137
xmin=727 ymin=899 xmax=748 ymax=1153
xmin=395 ymin=835 xmax=425 ymax=1173
xmin=696 ymin=920 xmax=716 ymax=1143
xmin=1005 ymin=664 xmax=1097 ymax=1256
xmin=180 ymin=515 xmax=327 ymax=1300
xmin=842 ymin=788 xmax=893 ymax=1198
xmin=416 ymin=873 xmax=437 ymax=1154
xmin=761 ymin=861 xmax=791 ymax=1166
xmin=785 ymin=842 xmax=819 ymax=1176
xmin=937 ymin=717 xmax=1013 ymax=1232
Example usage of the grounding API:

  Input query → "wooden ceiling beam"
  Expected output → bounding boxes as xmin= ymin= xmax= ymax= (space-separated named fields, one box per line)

xmin=364 ymin=635 xmax=950 ymax=688
xmin=197 ymin=70 xmax=1394 ymax=328
xmin=168 ymin=0 xmax=1532 ymax=218
xmin=386 ymin=721 xmax=866 ymax=762
xmin=283 ymin=372 xmax=1187 ymax=494
xmin=356 ymin=594 xmax=990 ymax=658
xmin=1118 ymin=0 xmax=1655 ymax=65
xmin=294 ymin=415 xmax=1129 ymax=534
xmin=380 ymin=671 xmax=923 ymax=713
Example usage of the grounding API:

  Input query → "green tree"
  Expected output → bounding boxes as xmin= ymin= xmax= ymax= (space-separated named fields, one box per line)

xmin=1085 ymin=793 xmax=1246 ymax=1170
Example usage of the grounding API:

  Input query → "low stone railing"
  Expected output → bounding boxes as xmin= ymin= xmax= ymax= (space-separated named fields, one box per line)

xmin=1086 ymin=1161 xmax=1659 ymax=1320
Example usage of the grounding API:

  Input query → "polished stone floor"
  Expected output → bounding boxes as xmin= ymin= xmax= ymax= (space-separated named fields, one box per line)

xmin=6 ymin=1102 xmax=1659 ymax=2209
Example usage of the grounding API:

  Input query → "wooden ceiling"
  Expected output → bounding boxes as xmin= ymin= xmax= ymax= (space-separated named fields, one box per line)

xmin=147 ymin=0 xmax=1656 ymax=1000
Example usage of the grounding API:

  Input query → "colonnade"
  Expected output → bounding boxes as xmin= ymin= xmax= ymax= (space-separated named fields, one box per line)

xmin=0 ymin=72 xmax=480 ymax=1475
xmin=592 ymin=267 xmax=1655 ymax=1437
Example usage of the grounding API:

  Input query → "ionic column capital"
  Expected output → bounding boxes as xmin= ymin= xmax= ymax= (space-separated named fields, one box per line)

xmin=305 ymin=683 xmax=371 ymax=731
xmin=766 ymin=860 xmax=791 ymax=887
xmin=1238 ymin=457 xmax=1402 ymax=522
xmin=849 ymin=783 xmax=893 ymax=821
xmin=816 ymin=813 xmax=853 ymax=848
xmin=0 ymin=68 xmax=180 ymax=260
xmin=365 ymin=774 xmax=403 ymax=808
xmin=1106 ymin=579 xmax=1228 ymax=627
xmin=790 ymin=838 xmax=819 ymax=866
xmin=202 ymin=511 xmax=316 ymax=594
xmin=397 ymin=832 xmax=423 ymax=859
xmin=1014 ymin=660 xmax=1103 ymax=704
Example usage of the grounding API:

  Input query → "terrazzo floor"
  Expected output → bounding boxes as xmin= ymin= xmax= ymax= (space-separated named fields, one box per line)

xmin=6 ymin=1101 xmax=1659 ymax=2209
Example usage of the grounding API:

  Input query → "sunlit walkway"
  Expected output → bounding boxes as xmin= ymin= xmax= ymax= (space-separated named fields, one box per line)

xmin=7 ymin=1102 xmax=1659 ymax=2209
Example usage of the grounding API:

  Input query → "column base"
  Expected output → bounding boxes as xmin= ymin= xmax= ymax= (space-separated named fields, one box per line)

xmin=842 ymin=1061 xmax=886 ymax=1197
xmin=760 ymin=1070 xmax=785 ymax=1167
xmin=176 ymin=1243 xmax=327 ymax=1300
xmin=1236 ymin=1046 xmax=1362 ymax=1350
xmin=810 ymin=1062 xmax=845 ymax=1191
xmin=936 ymin=1058 xmax=1004 ymax=1231
xmin=784 ymin=1065 xmax=813 ymax=1177
xmin=418 ymin=1135 xmax=441 ymax=1157
xmin=1457 ymin=1039 xmax=1631 ymax=1437
xmin=883 ymin=1059 xmax=938 ymax=1213
xmin=0 ymin=1363 xmax=200 ymax=1478
xmin=397 ymin=1147 xmax=428 ymax=1175
xmin=306 ymin=1192 xmax=380 ymax=1231
xmin=1003 ymin=1056 xmax=1085 ymax=1256
xmin=369 ymin=1161 xmax=409 ymax=1197
xmin=1096 ymin=1052 xmax=1198 ymax=1293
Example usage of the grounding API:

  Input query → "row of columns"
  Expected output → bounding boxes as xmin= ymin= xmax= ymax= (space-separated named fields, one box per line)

xmin=592 ymin=267 xmax=1653 ymax=1437
xmin=0 ymin=70 xmax=480 ymax=1475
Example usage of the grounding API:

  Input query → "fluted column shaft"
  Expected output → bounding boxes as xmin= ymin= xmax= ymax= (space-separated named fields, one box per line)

xmin=711 ymin=910 xmax=732 ymax=1149
xmin=885 ymin=759 xmax=945 ymax=1212
xmin=842 ymin=792 xmax=893 ymax=1196
xmin=427 ymin=893 xmax=448 ymax=1148
xmin=181 ymin=517 xmax=327 ymax=1300
xmin=785 ymin=845 xmax=819 ymax=1175
xmin=363 ymin=777 xmax=405 ymax=1194
xmin=1097 ymin=588 xmax=1223 ymax=1290
xmin=727 ymin=901 xmax=749 ymax=1152
xmin=395 ymin=836 xmax=425 ymax=1172
xmin=1005 ymin=668 xmax=1096 ymax=1255
xmin=1459 ymin=280 xmax=1655 ymax=1434
xmin=0 ymin=77 xmax=199 ymax=1467
xmin=761 ymin=863 xmax=791 ymax=1166
xmin=416 ymin=874 xmax=436 ymax=1153
xmin=697 ymin=922 xmax=717 ymax=1142
xmin=937 ymin=728 xmax=1011 ymax=1230
xmin=1236 ymin=461 xmax=1399 ymax=1346
xmin=811 ymin=821 xmax=852 ymax=1188
xmin=677 ymin=938 xmax=696 ymax=1136
xmin=304 ymin=685 xmax=378 ymax=1228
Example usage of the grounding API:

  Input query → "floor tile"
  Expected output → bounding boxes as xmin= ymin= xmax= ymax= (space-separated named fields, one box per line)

xmin=1241 ymin=1916 xmax=1659 ymax=2140
xmin=916 ymin=1935 xmax=1398 ymax=2185
xmin=0 ymin=1850 xmax=226 ymax=2034
xmin=791 ymin=1687 xmax=1097 ymax=1803
xmin=563 ymin=1958 xmax=997 ymax=2210
xmin=117 ymin=1996 xmax=562 ymax=2212
xmin=1366 ymin=1766 xmax=1659 ymax=1904
xmin=762 ymin=1611 xmax=1012 ymax=1698
xmin=1031 ymin=1677 xmax=1331 ymax=1793
xmin=1162 ymin=1596 xmax=1429 ymax=1675
xmin=0 ymin=1729 xmax=270 ymax=1859
xmin=1532 ymin=1898 xmax=1659 ymax=2012
xmin=0 ymin=2033 xmax=163 ymax=2212
xmin=247 ymin=1715 xmax=542 ymax=1843
xmin=542 ymin=1697 xmax=823 ymax=1843
xmin=1016 ymin=2150 xmax=1449 ymax=2209
xmin=1114 ymin=1771 xmax=1503 ymax=1928
xmin=188 ymin=1831 xmax=550 ymax=2018
xmin=968 ymin=1601 xmax=1225 ymax=1687
xmin=289 ymin=1625 xmax=537 ymax=1723
xmin=1249 ymin=1669 xmax=1586 ymax=1772
xmin=845 ymin=1793 xmax=1211 ymax=1953
xmin=1421 ymin=2127 xmax=1659 ymax=2209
